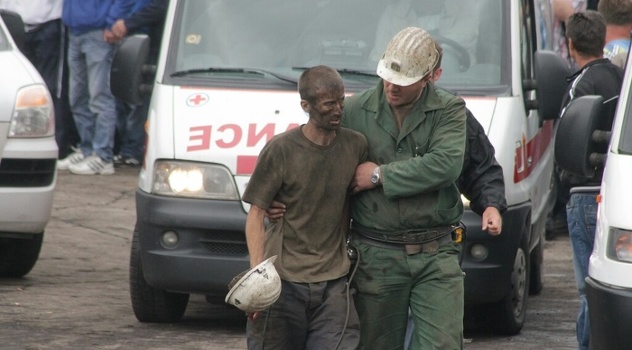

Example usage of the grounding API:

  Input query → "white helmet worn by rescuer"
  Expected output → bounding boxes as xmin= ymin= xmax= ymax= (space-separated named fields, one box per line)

xmin=225 ymin=255 xmax=281 ymax=313
xmin=377 ymin=26 xmax=439 ymax=87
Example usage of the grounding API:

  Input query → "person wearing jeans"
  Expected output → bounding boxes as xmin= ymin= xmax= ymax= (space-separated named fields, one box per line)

xmin=556 ymin=11 xmax=623 ymax=349
xmin=566 ymin=188 xmax=599 ymax=349
xmin=66 ymin=30 xmax=118 ymax=173
xmin=58 ymin=0 xmax=134 ymax=175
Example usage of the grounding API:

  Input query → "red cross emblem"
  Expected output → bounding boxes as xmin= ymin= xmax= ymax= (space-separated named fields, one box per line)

xmin=187 ymin=93 xmax=208 ymax=107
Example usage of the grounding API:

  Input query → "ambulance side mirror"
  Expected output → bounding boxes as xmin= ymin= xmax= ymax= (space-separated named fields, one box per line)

xmin=532 ymin=50 xmax=571 ymax=120
xmin=555 ymin=95 xmax=611 ymax=178
xmin=110 ymin=34 xmax=153 ymax=105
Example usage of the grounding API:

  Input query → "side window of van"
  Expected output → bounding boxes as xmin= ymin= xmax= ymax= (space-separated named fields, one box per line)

xmin=0 ymin=29 xmax=7 ymax=50
xmin=520 ymin=0 xmax=538 ymax=110
xmin=520 ymin=0 xmax=536 ymax=79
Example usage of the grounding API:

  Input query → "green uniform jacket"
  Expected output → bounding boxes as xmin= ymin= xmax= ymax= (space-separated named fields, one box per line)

xmin=343 ymin=81 xmax=466 ymax=233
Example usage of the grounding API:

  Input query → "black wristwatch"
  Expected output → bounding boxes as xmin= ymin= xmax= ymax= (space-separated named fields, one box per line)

xmin=371 ymin=166 xmax=381 ymax=185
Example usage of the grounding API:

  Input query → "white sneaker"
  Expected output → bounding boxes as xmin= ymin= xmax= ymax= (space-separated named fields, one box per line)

xmin=68 ymin=155 xmax=115 ymax=175
xmin=57 ymin=151 xmax=85 ymax=170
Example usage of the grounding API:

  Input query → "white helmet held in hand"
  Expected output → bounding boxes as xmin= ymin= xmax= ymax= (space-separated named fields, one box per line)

xmin=377 ymin=26 xmax=439 ymax=87
xmin=225 ymin=255 xmax=281 ymax=312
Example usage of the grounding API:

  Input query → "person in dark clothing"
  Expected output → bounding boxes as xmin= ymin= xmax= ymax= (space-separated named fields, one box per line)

xmin=458 ymin=109 xmax=507 ymax=222
xmin=557 ymin=10 xmax=624 ymax=350
xmin=59 ymin=0 xmax=135 ymax=175
xmin=431 ymin=40 xmax=507 ymax=234
xmin=108 ymin=0 xmax=168 ymax=167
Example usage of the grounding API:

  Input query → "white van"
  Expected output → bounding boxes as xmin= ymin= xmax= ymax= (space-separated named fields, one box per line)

xmin=0 ymin=11 xmax=57 ymax=278
xmin=555 ymin=57 xmax=632 ymax=349
xmin=112 ymin=0 xmax=568 ymax=334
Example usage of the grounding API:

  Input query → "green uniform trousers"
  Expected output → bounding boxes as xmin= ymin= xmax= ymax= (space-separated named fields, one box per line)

xmin=350 ymin=235 xmax=464 ymax=350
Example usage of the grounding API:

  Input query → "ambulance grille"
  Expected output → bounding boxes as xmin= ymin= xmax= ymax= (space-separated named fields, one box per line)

xmin=202 ymin=231 xmax=247 ymax=255
xmin=0 ymin=159 xmax=56 ymax=187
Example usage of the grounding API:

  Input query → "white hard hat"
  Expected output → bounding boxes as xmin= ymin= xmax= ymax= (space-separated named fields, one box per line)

xmin=377 ymin=27 xmax=438 ymax=86
xmin=225 ymin=256 xmax=281 ymax=312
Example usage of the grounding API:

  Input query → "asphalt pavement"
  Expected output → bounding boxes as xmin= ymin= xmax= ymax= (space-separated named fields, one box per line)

xmin=0 ymin=168 xmax=579 ymax=349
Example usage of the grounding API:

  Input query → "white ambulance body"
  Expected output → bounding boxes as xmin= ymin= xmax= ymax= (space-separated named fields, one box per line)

xmin=112 ymin=0 xmax=568 ymax=334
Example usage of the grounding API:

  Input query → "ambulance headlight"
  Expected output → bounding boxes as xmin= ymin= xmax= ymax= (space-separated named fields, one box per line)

xmin=608 ymin=228 xmax=632 ymax=263
xmin=152 ymin=161 xmax=239 ymax=200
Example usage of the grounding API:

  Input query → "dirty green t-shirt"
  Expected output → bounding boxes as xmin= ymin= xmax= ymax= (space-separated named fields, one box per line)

xmin=242 ymin=126 xmax=368 ymax=283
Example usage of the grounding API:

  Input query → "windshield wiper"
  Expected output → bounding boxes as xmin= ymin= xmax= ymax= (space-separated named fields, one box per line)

xmin=293 ymin=67 xmax=378 ymax=78
xmin=170 ymin=67 xmax=243 ymax=77
xmin=336 ymin=69 xmax=377 ymax=78
xmin=170 ymin=67 xmax=297 ymax=84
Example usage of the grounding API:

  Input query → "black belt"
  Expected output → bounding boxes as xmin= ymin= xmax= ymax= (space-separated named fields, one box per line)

xmin=351 ymin=224 xmax=454 ymax=244
xmin=350 ymin=225 xmax=454 ymax=256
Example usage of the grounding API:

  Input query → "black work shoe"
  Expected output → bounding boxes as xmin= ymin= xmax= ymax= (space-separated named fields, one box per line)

xmin=122 ymin=157 xmax=141 ymax=167
xmin=114 ymin=155 xmax=141 ymax=168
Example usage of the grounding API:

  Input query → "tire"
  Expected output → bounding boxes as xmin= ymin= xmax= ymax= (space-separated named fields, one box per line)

xmin=529 ymin=230 xmax=544 ymax=295
xmin=0 ymin=233 xmax=44 ymax=277
xmin=464 ymin=241 xmax=531 ymax=335
xmin=129 ymin=230 xmax=189 ymax=323
xmin=487 ymin=241 xmax=530 ymax=335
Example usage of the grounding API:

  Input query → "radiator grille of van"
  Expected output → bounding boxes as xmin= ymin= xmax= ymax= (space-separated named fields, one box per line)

xmin=202 ymin=230 xmax=247 ymax=255
xmin=0 ymin=159 xmax=56 ymax=187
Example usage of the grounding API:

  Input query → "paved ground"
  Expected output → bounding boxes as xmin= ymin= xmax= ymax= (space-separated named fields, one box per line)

xmin=0 ymin=168 xmax=579 ymax=349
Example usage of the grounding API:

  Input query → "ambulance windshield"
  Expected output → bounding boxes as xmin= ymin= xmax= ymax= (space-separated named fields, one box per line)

xmin=168 ymin=0 xmax=506 ymax=92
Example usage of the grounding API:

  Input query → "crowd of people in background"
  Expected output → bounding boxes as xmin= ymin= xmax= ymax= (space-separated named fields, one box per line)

xmin=0 ymin=0 xmax=167 ymax=175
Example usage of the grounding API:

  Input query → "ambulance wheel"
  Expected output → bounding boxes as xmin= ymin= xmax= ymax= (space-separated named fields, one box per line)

xmin=529 ymin=230 xmax=544 ymax=295
xmin=129 ymin=230 xmax=189 ymax=323
xmin=0 ymin=232 xmax=43 ymax=277
xmin=487 ymin=239 xmax=530 ymax=335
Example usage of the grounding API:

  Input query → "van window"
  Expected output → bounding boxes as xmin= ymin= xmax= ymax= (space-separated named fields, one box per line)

xmin=165 ymin=0 xmax=509 ymax=94
xmin=620 ymin=94 xmax=632 ymax=154
xmin=519 ymin=0 xmax=536 ymax=85
xmin=0 ymin=25 xmax=8 ymax=50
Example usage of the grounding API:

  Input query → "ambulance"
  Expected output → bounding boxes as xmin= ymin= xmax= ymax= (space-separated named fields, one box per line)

xmin=111 ymin=0 xmax=568 ymax=334
xmin=555 ymin=56 xmax=632 ymax=349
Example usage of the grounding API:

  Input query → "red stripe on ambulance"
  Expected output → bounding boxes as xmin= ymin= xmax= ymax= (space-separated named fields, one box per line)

xmin=237 ymin=156 xmax=258 ymax=175
xmin=513 ymin=120 xmax=554 ymax=183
